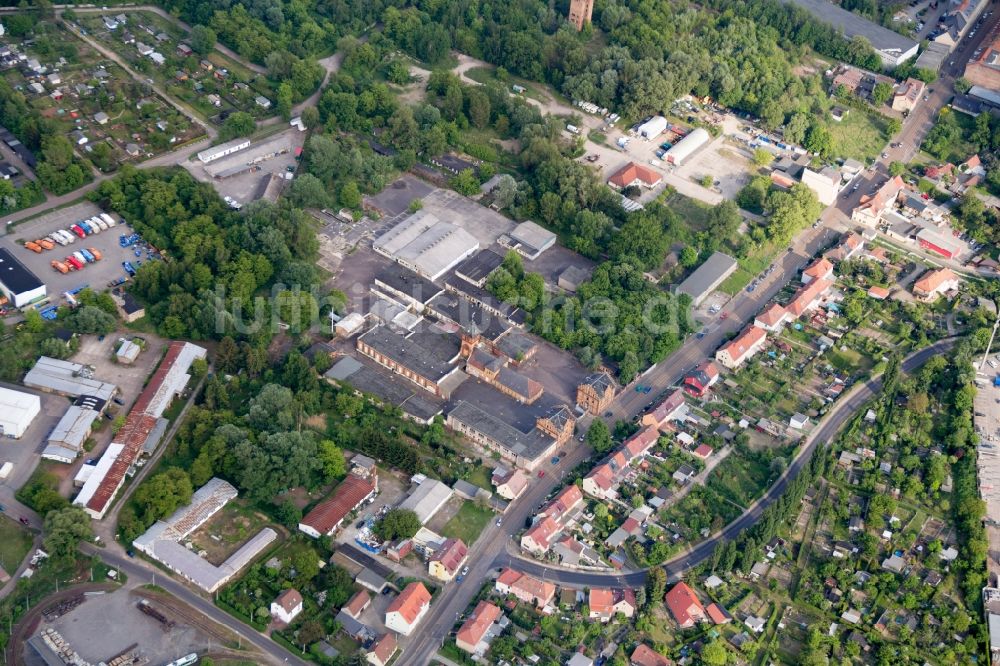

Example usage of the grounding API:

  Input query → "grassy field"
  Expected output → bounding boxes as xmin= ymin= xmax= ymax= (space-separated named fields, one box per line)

xmin=664 ymin=191 xmax=713 ymax=234
xmin=440 ymin=501 xmax=494 ymax=545
xmin=829 ymin=110 xmax=890 ymax=162
xmin=718 ymin=242 xmax=781 ymax=295
xmin=0 ymin=518 xmax=33 ymax=574
xmin=462 ymin=66 xmax=554 ymax=107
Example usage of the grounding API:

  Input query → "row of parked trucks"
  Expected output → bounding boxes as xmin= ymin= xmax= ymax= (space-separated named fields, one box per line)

xmin=51 ymin=248 xmax=103 ymax=274
xmin=24 ymin=213 xmax=118 ymax=253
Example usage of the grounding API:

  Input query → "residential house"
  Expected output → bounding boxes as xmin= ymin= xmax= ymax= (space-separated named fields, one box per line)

xmin=270 ymin=589 xmax=303 ymax=624
xmin=608 ymin=161 xmax=662 ymax=189
xmin=715 ymin=325 xmax=767 ymax=369
xmin=707 ymin=603 xmax=732 ymax=625
xmin=641 ymin=389 xmax=688 ymax=431
xmin=673 ymin=463 xmax=696 ymax=484
xmin=825 ymin=233 xmax=864 ymax=262
xmin=851 ymin=175 xmax=904 ymax=226
xmin=754 ymin=303 xmax=790 ymax=333
xmin=630 ymin=644 xmax=672 ymax=666
xmin=786 ymin=278 xmax=833 ymax=319
xmin=589 ymin=588 xmax=637 ymax=622
xmin=385 ymin=582 xmax=431 ymax=636
xmin=913 ymin=267 xmax=959 ymax=301
xmin=366 ymin=634 xmax=397 ymax=666
xmin=521 ymin=516 xmax=560 ymax=554
xmin=802 ymin=257 xmax=834 ymax=284
xmin=428 ymin=538 xmax=467 ymax=582
xmin=456 ymin=600 xmax=502 ymax=655
xmin=892 ymin=78 xmax=925 ymax=112
xmin=495 ymin=568 xmax=556 ymax=608
xmin=745 ymin=615 xmax=767 ymax=633
xmin=255 ymin=95 xmax=271 ymax=109
xmin=492 ymin=467 xmax=528 ymax=500
xmin=682 ymin=360 xmax=720 ymax=397
xmin=539 ymin=484 xmax=583 ymax=522
xmin=665 ymin=582 xmax=706 ymax=628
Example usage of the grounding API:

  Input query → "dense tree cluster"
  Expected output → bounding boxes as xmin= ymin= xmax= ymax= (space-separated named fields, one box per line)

xmin=91 ymin=167 xmax=322 ymax=342
xmin=490 ymin=252 xmax=692 ymax=382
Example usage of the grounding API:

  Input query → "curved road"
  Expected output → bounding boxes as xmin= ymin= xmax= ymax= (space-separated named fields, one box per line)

xmin=399 ymin=337 xmax=958 ymax=665
xmin=501 ymin=336 xmax=956 ymax=587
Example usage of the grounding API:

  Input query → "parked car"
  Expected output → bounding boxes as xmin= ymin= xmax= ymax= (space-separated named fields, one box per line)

xmin=24 ymin=241 xmax=42 ymax=253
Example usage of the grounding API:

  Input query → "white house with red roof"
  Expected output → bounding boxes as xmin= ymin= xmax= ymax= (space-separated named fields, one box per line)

xmin=715 ymin=326 xmax=767 ymax=369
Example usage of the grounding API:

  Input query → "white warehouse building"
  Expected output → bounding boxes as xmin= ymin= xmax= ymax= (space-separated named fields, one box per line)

xmin=664 ymin=128 xmax=710 ymax=166
xmin=197 ymin=137 xmax=251 ymax=164
xmin=0 ymin=387 xmax=41 ymax=439
xmin=637 ymin=116 xmax=668 ymax=139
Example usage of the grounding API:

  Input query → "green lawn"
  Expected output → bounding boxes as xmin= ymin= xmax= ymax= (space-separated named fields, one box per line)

xmin=826 ymin=347 xmax=872 ymax=373
xmin=664 ymin=192 xmax=713 ymax=234
xmin=440 ymin=502 xmax=494 ymax=545
xmin=0 ymin=518 xmax=33 ymax=574
xmin=829 ymin=110 xmax=890 ymax=162
xmin=462 ymin=467 xmax=493 ymax=491
xmin=462 ymin=66 xmax=553 ymax=107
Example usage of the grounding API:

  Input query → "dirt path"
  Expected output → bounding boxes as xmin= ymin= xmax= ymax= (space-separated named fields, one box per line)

xmin=61 ymin=14 xmax=216 ymax=140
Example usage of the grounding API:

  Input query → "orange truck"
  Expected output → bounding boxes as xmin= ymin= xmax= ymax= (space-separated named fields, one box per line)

xmin=24 ymin=241 xmax=42 ymax=253
xmin=37 ymin=238 xmax=55 ymax=250
xmin=51 ymin=260 xmax=69 ymax=274
xmin=87 ymin=247 xmax=102 ymax=261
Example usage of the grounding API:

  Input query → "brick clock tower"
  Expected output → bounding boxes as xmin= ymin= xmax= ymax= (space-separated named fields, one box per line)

xmin=568 ymin=0 xmax=594 ymax=31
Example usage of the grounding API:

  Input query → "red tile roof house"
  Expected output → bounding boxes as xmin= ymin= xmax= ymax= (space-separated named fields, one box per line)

xmin=366 ymin=634 xmax=398 ymax=666
xmin=753 ymin=303 xmax=790 ymax=333
xmin=270 ymin=589 xmax=303 ymax=625
xmin=428 ymin=537 xmax=468 ymax=581
xmin=913 ymin=267 xmax=959 ymax=302
xmin=385 ymin=582 xmax=431 ymax=636
xmin=589 ymin=588 xmax=637 ymax=622
xmin=665 ymin=582 xmax=706 ymax=628
xmin=630 ymin=643 xmax=673 ymax=666
xmin=715 ymin=325 xmax=767 ymax=370
xmin=456 ymin=600 xmax=502 ymax=655
xmin=342 ymin=589 xmax=371 ymax=619
xmin=521 ymin=516 xmax=560 ymax=554
xmin=692 ymin=444 xmax=713 ymax=460
xmin=298 ymin=473 xmax=378 ymax=538
xmin=539 ymin=484 xmax=583 ymax=522
xmin=641 ymin=389 xmax=688 ymax=431
xmin=682 ymin=360 xmax=719 ymax=397
xmin=786 ymin=278 xmax=833 ymax=319
xmin=608 ymin=162 xmax=662 ymax=189
xmin=867 ymin=285 xmax=891 ymax=300
xmin=495 ymin=568 xmax=556 ymax=608
xmin=706 ymin=602 xmax=732 ymax=625
xmin=801 ymin=257 xmax=834 ymax=284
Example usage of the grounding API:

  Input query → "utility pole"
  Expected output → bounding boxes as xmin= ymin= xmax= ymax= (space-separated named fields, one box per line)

xmin=980 ymin=310 xmax=1000 ymax=373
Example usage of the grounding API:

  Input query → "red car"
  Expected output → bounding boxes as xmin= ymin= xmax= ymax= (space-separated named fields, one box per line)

xmin=537 ymin=470 xmax=546 ymax=478
xmin=65 ymin=256 xmax=83 ymax=270
xmin=70 ymin=224 xmax=86 ymax=238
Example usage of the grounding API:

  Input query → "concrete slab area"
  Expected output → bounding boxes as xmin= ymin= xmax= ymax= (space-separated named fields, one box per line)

xmin=23 ymin=588 xmax=213 ymax=666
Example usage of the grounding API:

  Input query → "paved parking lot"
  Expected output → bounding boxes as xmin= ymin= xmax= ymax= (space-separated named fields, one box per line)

xmin=183 ymin=128 xmax=305 ymax=205
xmin=1 ymin=201 xmax=152 ymax=300
xmin=26 ymin=588 xmax=212 ymax=666
xmin=366 ymin=174 xmax=435 ymax=216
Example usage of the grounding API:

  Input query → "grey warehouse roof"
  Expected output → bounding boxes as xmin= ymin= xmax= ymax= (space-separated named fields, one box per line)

xmin=24 ymin=357 xmax=118 ymax=401
xmin=0 ymin=247 xmax=44 ymax=294
xmin=785 ymin=0 xmax=918 ymax=54
xmin=676 ymin=251 xmax=738 ymax=303
xmin=373 ymin=210 xmax=480 ymax=280
xmin=359 ymin=325 xmax=461 ymax=382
